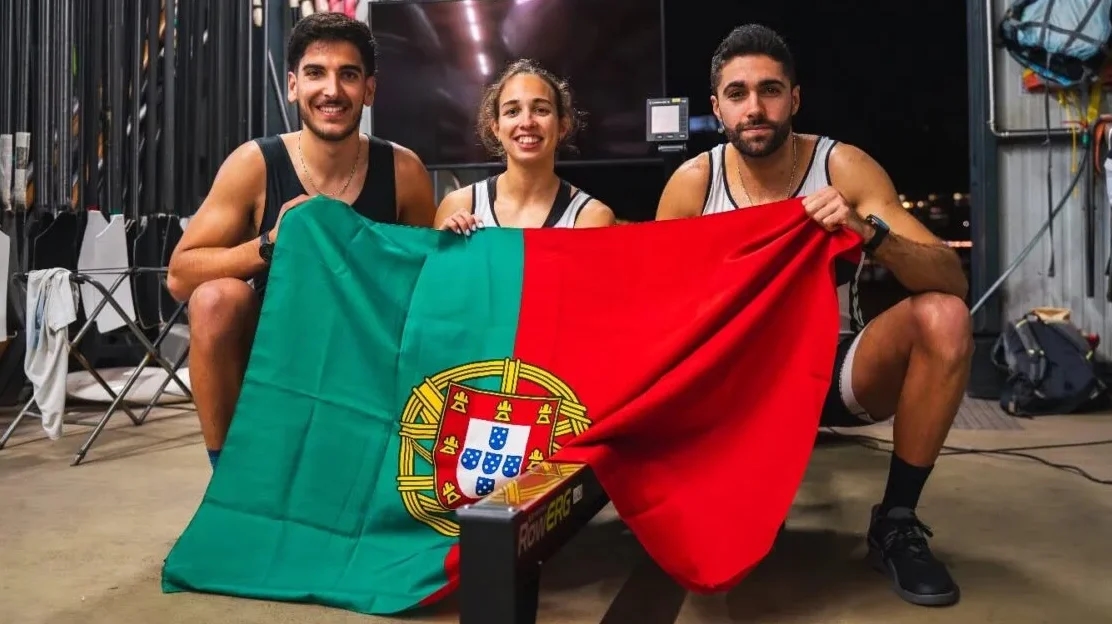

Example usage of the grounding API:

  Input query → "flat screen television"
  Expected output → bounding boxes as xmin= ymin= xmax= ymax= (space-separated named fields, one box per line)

xmin=368 ymin=0 xmax=666 ymax=169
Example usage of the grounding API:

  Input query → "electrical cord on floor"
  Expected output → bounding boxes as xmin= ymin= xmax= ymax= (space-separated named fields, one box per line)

xmin=821 ymin=428 xmax=1112 ymax=486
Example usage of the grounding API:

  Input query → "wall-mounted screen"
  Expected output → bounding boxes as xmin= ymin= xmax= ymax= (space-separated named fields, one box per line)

xmin=369 ymin=0 xmax=666 ymax=169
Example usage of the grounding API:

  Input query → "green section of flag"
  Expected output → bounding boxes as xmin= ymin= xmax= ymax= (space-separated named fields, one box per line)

xmin=161 ymin=198 xmax=525 ymax=615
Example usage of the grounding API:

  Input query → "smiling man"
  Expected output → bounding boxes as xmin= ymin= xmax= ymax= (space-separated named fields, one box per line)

xmin=655 ymin=24 xmax=972 ymax=608
xmin=167 ymin=12 xmax=437 ymax=471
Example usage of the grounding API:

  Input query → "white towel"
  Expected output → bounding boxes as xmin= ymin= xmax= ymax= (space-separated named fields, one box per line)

xmin=24 ymin=268 xmax=79 ymax=440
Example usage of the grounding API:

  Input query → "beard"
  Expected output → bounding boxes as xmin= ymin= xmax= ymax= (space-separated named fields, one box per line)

xmin=297 ymin=99 xmax=362 ymax=142
xmin=723 ymin=117 xmax=792 ymax=158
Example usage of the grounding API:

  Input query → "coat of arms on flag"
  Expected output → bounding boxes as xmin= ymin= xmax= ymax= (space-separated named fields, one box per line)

xmin=397 ymin=358 xmax=592 ymax=536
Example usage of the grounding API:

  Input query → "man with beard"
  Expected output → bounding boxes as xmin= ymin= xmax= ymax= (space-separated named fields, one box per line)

xmin=167 ymin=12 xmax=437 ymax=470
xmin=655 ymin=24 xmax=971 ymax=608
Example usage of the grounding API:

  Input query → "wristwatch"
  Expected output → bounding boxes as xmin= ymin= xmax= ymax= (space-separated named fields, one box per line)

xmin=259 ymin=230 xmax=274 ymax=263
xmin=863 ymin=214 xmax=890 ymax=254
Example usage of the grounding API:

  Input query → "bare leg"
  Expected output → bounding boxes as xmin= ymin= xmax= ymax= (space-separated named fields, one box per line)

xmin=841 ymin=292 xmax=973 ymax=607
xmin=188 ymin=278 xmax=260 ymax=456
xmin=850 ymin=291 xmax=973 ymax=465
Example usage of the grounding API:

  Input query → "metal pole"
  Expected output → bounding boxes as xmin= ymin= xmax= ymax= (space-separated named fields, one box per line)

xmin=60 ymin=0 xmax=72 ymax=211
xmin=145 ymin=0 xmax=160 ymax=218
xmin=164 ymin=0 xmax=177 ymax=215
xmin=37 ymin=0 xmax=52 ymax=214
xmin=1 ymin=0 xmax=13 ymax=134
xmin=247 ymin=0 xmax=257 ymax=140
xmin=129 ymin=0 xmax=143 ymax=222
xmin=967 ymin=0 xmax=1002 ymax=335
xmin=214 ymin=0 xmax=228 ymax=163
xmin=261 ymin=0 xmax=270 ymax=135
xmin=108 ymin=0 xmax=125 ymax=216
xmin=73 ymin=0 xmax=85 ymax=211
xmin=84 ymin=0 xmax=104 ymax=209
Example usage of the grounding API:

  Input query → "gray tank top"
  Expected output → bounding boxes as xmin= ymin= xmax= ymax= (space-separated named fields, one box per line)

xmin=700 ymin=137 xmax=866 ymax=333
xmin=470 ymin=175 xmax=593 ymax=229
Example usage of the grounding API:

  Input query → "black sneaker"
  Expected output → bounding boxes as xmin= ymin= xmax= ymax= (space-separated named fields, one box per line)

xmin=866 ymin=505 xmax=960 ymax=607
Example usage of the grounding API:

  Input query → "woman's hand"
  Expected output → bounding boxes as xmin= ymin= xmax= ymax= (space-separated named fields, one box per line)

xmin=438 ymin=209 xmax=483 ymax=236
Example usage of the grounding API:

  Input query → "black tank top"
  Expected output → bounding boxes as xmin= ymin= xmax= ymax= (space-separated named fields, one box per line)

xmin=252 ymin=133 xmax=399 ymax=292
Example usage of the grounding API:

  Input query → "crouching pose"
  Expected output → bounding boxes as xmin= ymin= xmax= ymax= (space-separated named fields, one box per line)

xmin=167 ymin=13 xmax=437 ymax=469
xmin=655 ymin=24 xmax=973 ymax=607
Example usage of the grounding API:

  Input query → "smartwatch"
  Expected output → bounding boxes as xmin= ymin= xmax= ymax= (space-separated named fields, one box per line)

xmin=863 ymin=214 xmax=890 ymax=254
xmin=259 ymin=230 xmax=274 ymax=263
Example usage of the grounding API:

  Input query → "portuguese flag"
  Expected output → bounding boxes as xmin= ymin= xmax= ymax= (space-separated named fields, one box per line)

xmin=161 ymin=195 xmax=859 ymax=615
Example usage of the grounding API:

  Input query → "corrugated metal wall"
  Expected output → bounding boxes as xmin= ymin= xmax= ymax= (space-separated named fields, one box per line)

xmin=991 ymin=0 xmax=1112 ymax=354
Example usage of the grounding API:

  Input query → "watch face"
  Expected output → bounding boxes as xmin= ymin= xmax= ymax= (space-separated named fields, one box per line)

xmin=867 ymin=215 xmax=888 ymax=231
xmin=864 ymin=216 xmax=889 ymax=252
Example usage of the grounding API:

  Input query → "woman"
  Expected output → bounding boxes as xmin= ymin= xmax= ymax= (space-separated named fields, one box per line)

xmin=435 ymin=59 xmax=616 ymax=234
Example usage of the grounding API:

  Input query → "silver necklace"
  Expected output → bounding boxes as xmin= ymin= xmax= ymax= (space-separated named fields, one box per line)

xmin=298 ymin=132 xmax=359 ymax=198
xmin=736 ymin=133 xmax=798 ymax=206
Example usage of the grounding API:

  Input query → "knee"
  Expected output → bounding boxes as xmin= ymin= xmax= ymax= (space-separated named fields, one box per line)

xmin=188 ymin=279 xmax=259 ymax=346
xmin=908 ymin=292 xmax=973 ymax=363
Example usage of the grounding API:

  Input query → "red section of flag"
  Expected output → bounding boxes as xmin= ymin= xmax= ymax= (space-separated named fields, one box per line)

xmin=513 ymin=199 xmax=860 ymax=592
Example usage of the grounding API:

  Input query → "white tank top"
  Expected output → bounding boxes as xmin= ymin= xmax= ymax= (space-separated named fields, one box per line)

xmin=469 ymin=175 xmax=593 ymax=229
xmin=700 ymin=137 xmax=865 ymax=333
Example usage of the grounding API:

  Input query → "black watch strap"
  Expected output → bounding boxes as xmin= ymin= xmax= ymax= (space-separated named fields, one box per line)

xmin=863 ymin=214 xmax=889 ymax=254
xmin=259 ymin=230 xmax=274 ymax=263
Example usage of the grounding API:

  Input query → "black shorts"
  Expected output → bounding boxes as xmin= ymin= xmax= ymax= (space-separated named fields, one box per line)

xmin=819 ymin=332 xmax=875 ymax=428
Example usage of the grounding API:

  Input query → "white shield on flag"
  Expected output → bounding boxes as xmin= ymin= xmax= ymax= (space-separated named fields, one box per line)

xmin=456 ymin=419 xmax=531 ymax=499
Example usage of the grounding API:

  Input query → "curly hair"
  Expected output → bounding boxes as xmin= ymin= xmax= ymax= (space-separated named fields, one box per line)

xmin=476 ymin=59 xmax=583 ymax=158
xmin=287 ymin=12 xmax=377 ymax=77
xmin=710 ymin=24 xmax=795 ymax=94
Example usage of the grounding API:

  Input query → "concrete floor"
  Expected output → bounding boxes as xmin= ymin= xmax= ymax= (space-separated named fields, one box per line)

xmin=1 ymin=401 xmax=1111 ymax=624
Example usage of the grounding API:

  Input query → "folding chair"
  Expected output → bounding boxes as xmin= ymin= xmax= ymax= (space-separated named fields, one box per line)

xmin=0 ymin=267 xmax=192 ymax=465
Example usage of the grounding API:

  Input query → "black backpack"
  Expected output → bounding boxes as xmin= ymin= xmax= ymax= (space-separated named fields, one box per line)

xmin=992 ymin=310 xmax=1107 ymax=415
